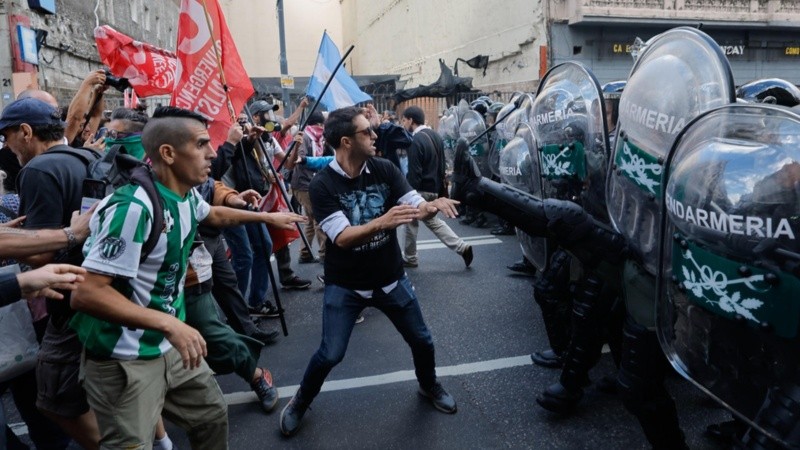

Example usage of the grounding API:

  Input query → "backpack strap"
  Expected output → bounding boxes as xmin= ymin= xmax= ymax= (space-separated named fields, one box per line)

xmin=129 ymin=165 xmax=164 ymax=262
xmin=44 ymin=146 xmax=103 ymax=178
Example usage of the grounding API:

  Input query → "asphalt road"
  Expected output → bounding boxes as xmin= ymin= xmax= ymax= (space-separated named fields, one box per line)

xmin=6 ymin=217 xmax=728 ymax=449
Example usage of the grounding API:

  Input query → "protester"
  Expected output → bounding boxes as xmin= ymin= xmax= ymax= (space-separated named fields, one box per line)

xmin=186 ymin=179 xmax=280 ymax=412
xmin=214 ymin=108 xmax=310 ymax=318
xmin=103 ymin=107 xmax=149 ymax=159
xmin=70 ymin=106 xmax=304 ymax=449
xmin=248 ymin=101 xmax=312 ymax=291
xmin=0 ymin=96 xmax=101 ymax=449
xmin=280 ymin=106 xmax=461 ymax=437
xmin=291 ymin=110 xmax=327 ymax=263
xmin=400 ymin=106 xmax=473 ymax=268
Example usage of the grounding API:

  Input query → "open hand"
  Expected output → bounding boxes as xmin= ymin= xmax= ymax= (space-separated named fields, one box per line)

xmin=421 ymin=198 xmax=460 ymax=219
xmin=263 ymin=212 xmax=307 ymax=230
xmin=377 ymin=204 xmax=419 ymax=230
xmin=164 ymin=318 xmax=207 ymax=370
xmin=17 ymin=264 xmax=87 ymax=300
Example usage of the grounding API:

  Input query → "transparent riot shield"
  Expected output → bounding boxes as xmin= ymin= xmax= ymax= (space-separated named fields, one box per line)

xmin=491 ymin=97 xmax=531 ymax=177
xmin=657 ymin=104 xmax=800 ymax=447
xmin=438 ymin=106 xmax=460 ymax=174
xmin=455 ymin=99 xmax=471 ymax=126
xmin=606 ymin=26 xmax=735 ymax=276
xmin=497 ymin=122 xmax=549 ymax=271
xmin=459 ymin=110 xmax=490 ymax=176
xmin=533 ymin=62 xmax=610 ymax=222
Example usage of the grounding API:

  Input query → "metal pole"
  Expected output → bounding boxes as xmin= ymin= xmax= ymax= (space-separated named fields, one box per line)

xmin=236 ymin=140 xmax=289 ymax=336
xmin=277 ymin=0 xmax=291 ymax=115
xmin=243 ymin=108 xmax=313 ymax=257
xmin=467 ymin=96 xmax=524 ymax=148
xmin=276 ymin=44 xmax=357 ymax=172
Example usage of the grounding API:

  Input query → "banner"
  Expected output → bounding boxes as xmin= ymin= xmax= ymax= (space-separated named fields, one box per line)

xmin=306 ymin=31 xmax=372 ymax=111
xmin=259 ymin=179 xmax=300 ymax=252
xmin=94 ymin=25 xmax=177 ymax=97
xmin=172 ymin=0 xmax=254 ymax=147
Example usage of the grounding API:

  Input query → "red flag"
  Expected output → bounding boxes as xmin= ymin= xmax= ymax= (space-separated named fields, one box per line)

xmin=172 ymin=0 xmax=254 ymax=148
xmin=94 ymin=25 xmax=177 ymax=97
xmin=259 ymin=178 xmax=300 ymax=252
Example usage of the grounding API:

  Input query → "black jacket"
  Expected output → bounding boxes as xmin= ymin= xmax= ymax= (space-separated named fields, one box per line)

xmin=406 ymin=128 xmax=445 ymax=195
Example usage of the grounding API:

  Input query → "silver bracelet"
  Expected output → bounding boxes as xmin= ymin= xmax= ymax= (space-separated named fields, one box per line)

xmin=63 ymin=227 xmax=78 ymax=251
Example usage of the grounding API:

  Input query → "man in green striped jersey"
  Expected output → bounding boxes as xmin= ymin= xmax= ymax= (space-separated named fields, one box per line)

xmin=71 ymin=107 xmax=304 ymax=449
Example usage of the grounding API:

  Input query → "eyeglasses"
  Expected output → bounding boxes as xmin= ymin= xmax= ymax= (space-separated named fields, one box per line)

xmin=351 ymin=127 xmax=375 ymax=137
xmin=106 ymin=130 xmax=142 ymax=140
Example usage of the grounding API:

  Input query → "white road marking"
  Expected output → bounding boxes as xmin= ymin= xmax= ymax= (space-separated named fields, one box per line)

xmin=415 ymin=235 xmax=503 ymax=251
xmin=224 ymin=354 xmax=533 ymax=406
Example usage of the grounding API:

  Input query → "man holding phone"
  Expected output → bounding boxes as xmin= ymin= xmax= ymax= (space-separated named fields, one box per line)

xmin=0 ymin=97 xmax=102 ymax=447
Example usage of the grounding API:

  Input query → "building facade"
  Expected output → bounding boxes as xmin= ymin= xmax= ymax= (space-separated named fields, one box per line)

xmin=339 ymin=0 xmax=800 ymax=97
xmin=549 ymin=0 xmax=800 ymax=85
xmin=0 ymin=0 xmax=179 ymax=110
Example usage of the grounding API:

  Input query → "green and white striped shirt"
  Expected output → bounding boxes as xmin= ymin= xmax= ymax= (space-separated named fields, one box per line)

xmin=71 ymin=182 xmax=210 ymax=360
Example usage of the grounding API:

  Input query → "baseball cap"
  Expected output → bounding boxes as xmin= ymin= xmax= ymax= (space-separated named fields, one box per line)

xmin=248 ymin=100 xmax=279 ymax=116
xmin=0 ymin=97 xmax=65 ymax=132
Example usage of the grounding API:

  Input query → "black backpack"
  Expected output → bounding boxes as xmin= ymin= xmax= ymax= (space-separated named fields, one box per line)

xmin=46 ymin=144 xmax=164 ymax=261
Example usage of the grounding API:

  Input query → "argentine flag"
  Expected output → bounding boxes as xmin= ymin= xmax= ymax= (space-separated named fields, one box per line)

xmin=306 ymin=32 xmax=372 ymax=111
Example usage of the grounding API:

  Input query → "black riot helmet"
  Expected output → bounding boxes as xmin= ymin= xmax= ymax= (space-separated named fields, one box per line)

xmin=736 ymin=78 xmax=800 ymax=107
xmin=487 ymin=101 xmax=504 ymax=116
xmin=470 ymin=99 xmax=490 ymax=116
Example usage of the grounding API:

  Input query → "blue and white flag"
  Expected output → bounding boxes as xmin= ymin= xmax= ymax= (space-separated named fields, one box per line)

xmin=306 ymin=32 xmax=372 ymax=111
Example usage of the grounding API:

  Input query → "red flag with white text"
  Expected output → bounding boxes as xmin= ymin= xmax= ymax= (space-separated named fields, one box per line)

xmin=172 ymin=0 xmax=254 ymax=147
xmin=94 ymin=25 xmax=177 ymax=97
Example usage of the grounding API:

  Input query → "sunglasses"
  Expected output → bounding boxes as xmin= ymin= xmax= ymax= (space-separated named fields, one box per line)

xmin=106 ymin=130 xmax=142 ymax=140
xmin=352 ymin=127 xmax=375 ymax=137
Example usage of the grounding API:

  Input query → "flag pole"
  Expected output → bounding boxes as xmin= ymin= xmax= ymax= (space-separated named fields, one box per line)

xmin=199 ymin=0 xmax=237 ymax=121
xmin=199 ymin=0 xmax=292 ymax=335
xmin=276 ymin=43 xmax=357 ymax=172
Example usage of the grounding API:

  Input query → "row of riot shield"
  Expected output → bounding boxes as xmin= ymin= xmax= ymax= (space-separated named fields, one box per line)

xmin=447 ymin=25 xmax=800 ymax=448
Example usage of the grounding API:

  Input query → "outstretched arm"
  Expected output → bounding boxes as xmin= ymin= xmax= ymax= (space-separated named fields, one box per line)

xmin=202 ymin=205 xmax=306 ymax=230
xmin=329 ymin=205 xmax=419 ymax=249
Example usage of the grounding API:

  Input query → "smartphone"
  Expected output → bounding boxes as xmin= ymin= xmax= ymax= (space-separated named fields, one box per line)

xmin=94 ymin=127 xmax=108 ymax=140
xmin=81 ymin=179 xmax=107 ymax=213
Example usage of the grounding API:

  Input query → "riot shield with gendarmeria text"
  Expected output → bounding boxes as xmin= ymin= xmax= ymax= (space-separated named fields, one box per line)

xmin=533 ymin=62 xmax=610 ymax=223
xmin=657 ymin=103 xmax=800 ymax=447
xmin=496 ymin=122 xmax=549 ymax=271
xmin=606 ymin=27 xmax=735 ymax=276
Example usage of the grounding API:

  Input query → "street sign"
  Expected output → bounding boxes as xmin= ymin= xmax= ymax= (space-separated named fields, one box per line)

xmin=280 ymin=75 xmax=294 ymax=90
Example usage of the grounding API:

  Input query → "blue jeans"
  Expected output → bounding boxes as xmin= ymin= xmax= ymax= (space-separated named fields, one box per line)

xmin=222 ymin=224 xmax=273 ymax=308
xmin=299 ymin=275 xmax=437 ymax=402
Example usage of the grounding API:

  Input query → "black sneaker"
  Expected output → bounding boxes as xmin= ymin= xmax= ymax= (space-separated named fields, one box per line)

xmin=461 ymin=245 xmax=473 ymax=268
xmin=298 ymin=255 xmax=320 ymax=264
xmin=249 ymin=303 xmax=281 ymax=318
xmin=317 ymin=274 xmax=325 ymax=284
xmin=251 ymin=368 xmax=279 ymax=413
xmin=250 ymin=329 xmax=280 ymax=345
xmin=536 ymin=381 xmax=583 ymax=414
xmin=507 ymin=259 xmax=537 ymax=276
xmin=418 ymin=382 xmax=457 ymax=414
xmin=530 ymin=349 xmax=563 ymax=368
xmin=281 ymin=276 xmax=312 ymax=290
xmin=491 ymin=225 xmax=515 ymax=235
xmin=280 ymin=389 xmax=310 ymax=437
